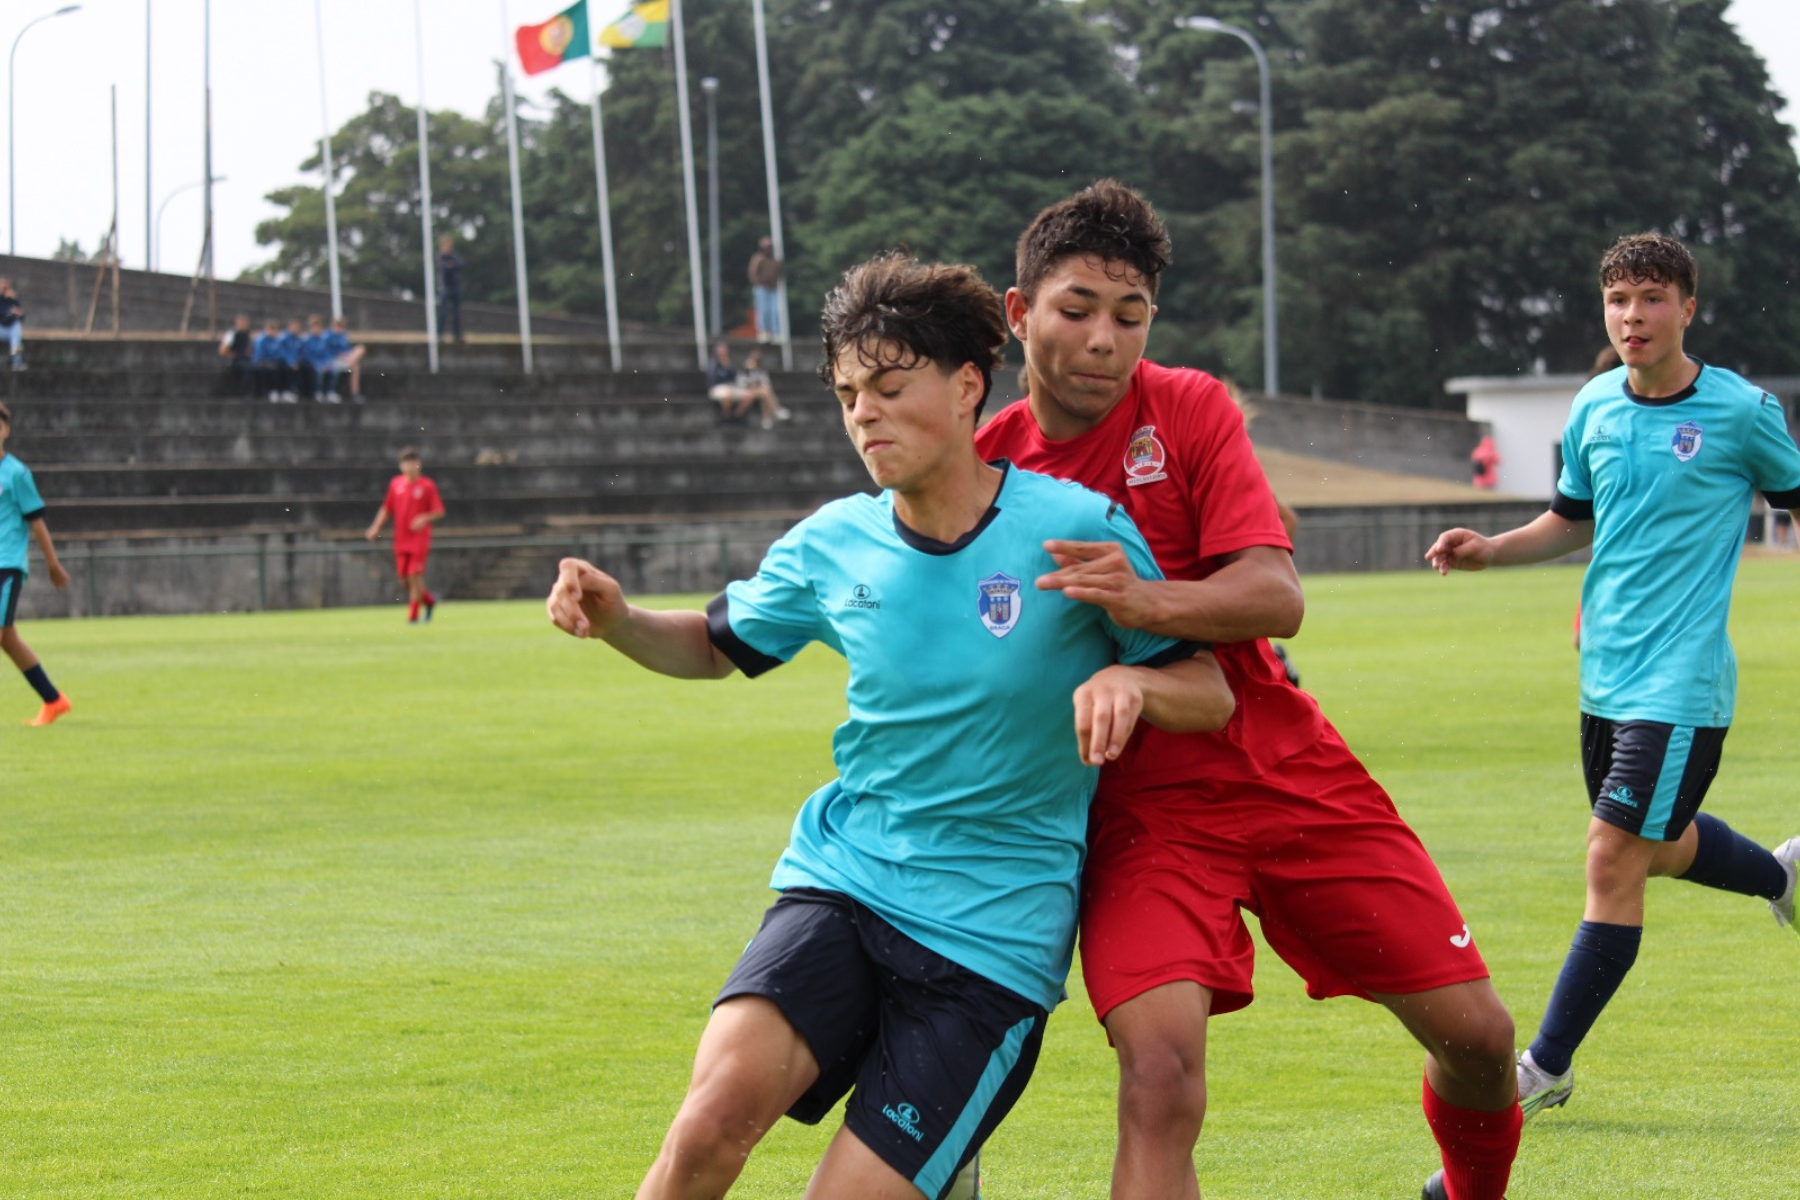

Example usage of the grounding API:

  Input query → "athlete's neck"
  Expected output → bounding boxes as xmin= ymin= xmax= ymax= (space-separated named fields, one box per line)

xmin=1024 ymin=366 xmax=1129 ymax=442
xmin=1627 ymin=352 xmax=1701 ymax=401
xmin=893 ymin=455 xmax=1004 ymax=545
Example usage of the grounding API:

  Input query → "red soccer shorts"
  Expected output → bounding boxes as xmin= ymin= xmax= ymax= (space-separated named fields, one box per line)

xmin=393 ymin=547 xmax=429 ymax=579
xmin=1079 ymin=725 xmax=1488 ymax=1022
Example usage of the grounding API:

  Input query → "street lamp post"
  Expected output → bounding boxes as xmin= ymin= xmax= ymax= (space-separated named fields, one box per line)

xmin=700 ymin=76 xmax=720 ymax=339
xmin=156 ymin=176 xmax=225 ymax=274
xmin=8 ymin=4 xmax=81 ymax=256
xmin=1177 ymin=15 xmax=1278 ymax=396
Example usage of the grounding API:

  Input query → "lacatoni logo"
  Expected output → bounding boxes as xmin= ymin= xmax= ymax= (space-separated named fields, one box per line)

xmin=884 ymin=1102 xmax=925 ymax=1142
xmin=844 ymin=583 xmax=881 ymax=610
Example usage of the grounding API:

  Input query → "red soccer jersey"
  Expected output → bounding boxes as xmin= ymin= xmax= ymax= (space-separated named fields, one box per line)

xmin=383 ymin=474 xmax=443 ymax=550
xmin=976 ymin=358 xmax=1324 ymax=784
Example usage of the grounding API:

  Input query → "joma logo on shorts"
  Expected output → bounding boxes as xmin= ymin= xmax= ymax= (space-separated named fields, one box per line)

xmin=883 ymin=1102 xmax=924 ymax=1142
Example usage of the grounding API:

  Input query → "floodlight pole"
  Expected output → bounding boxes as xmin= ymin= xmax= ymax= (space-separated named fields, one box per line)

xmin=700 ymin=76 xmax=720 ymax=339
xmin=9 ymin=5 xmax=81 ymax=255
xmin=1177 ymin=15 xmax=1278 ymax=396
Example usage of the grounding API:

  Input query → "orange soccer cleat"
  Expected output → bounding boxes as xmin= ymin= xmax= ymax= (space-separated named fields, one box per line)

xmin=25 ymin=695 xmax=71 ymax=726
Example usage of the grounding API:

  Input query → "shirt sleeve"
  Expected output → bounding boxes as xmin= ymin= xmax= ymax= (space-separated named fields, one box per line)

xmin=1746 ymin=393 xmax=1800 ymax=507
xmin=14 ymin=465 xmax=45 ymax=520
xmin=1097 ymin=501 xmax=1199 ymax=666
xmin=1179 ymin=374 xmax=1293 ymax=561
xmin=1555 ymin=402 xmax=1593 ymax=505
xmin=706 ymin=523 xmax=822 ymax=677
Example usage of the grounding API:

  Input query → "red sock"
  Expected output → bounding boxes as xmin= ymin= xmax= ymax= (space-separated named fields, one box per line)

xmin=1422 ymin=1075 xmax=1521 ymax=1200
xmin=407 ymin=599 xmax=420 ymax=621
xmin=423 ymin=591 xmax=436 ymax=606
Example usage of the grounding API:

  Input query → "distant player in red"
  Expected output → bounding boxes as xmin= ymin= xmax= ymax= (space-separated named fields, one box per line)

xmin=365 ymin=447 xmax=444 ymax=623
xmin=973 ymin=182 xmax=1519 ymax=1200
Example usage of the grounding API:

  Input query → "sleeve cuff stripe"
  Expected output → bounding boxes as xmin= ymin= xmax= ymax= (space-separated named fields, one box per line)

xmin=1550 ymin=492 xmax=1594 ymax=521
xmin=705 ymin=592 xmax=784 ymax=678
xmin=1764 ymin=488 xmax=1800 ymax=510
xmin=1137 ymin=639 xmax=1209 ymax=669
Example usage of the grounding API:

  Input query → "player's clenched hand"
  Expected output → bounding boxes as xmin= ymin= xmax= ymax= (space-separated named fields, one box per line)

xmin=1073 ymin=664 xmax=1147 ymax=766
xmin=1037 ymin=539 xmax=1158 ymax=628
xmin=547 ymin=557 xmax=627 ymax=639
xmin=1424 ymin=528 xmax=1496 ymax=575
xmin=47 ymin=562 xmax=69 ymax=589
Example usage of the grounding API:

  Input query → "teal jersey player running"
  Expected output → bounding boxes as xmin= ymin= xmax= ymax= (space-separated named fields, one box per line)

xmin=712 ymin=462 xmax=1183 ymax=1009
xmin=0 ymin=400 xmax=72 ymax=726
xmin=1557 ymin=362 xmax=1800 ymax=727
xmin=0 ymin=451 xmax=45 ymax=571
xmin=1427 ymin=234 xmax=1799 ymax=1167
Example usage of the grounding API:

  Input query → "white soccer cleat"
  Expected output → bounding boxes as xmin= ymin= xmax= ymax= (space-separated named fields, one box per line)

xmin=1771 ymin=836 xmax=1799 ymax=935
xmin=1517 ymin=1048 xmax=1573 ymax=1122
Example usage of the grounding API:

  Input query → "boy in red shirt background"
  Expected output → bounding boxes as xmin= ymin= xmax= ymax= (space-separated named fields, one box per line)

xmin=365 ymin=447 xmax=445 ymax=623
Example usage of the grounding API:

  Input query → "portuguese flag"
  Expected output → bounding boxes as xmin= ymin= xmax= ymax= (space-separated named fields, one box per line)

xmin=599 ymin=0 xmax=669 ymax=49
xmin=516 ymin=1 xmax=592 ymax=76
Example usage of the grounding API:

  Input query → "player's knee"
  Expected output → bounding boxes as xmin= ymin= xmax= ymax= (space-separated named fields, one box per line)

xmin=659 ymin=1097 xmax=768 ymax=1179
xmin=1117 ymin=1041 xmax=1207 ymax=1132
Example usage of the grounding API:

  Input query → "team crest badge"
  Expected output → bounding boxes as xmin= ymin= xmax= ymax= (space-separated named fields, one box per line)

xmin=1671 ymin=421 xmax=1703 ymax=463
xmin=977 ymin=572 xmax=1022 ymax=638
xmin=1124 ymin=425 xmax=1167 ymax=486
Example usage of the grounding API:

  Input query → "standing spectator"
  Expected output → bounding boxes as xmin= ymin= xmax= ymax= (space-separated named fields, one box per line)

xmin=747 ymin=235 xmax=781 ymax=344
xmin=327 ymin=317 xmax=367 ymax=403
xmin=220 ymin=314 xmax=256 ymax=397
xmin=737 ymin=348 xmax=791 ymax=430
xmin=0 ymin=401 xmax=71 ymax=726
xmin=253 ymin=319 xmax=292 ymax=402
xmin=278 ymin=319 xmax=306 ymax=401
xmin=302 ymin=315 xmax=339 ymax=403
xmin=366 ymin=447 xmax=445 ymax=625
xmin=436 ymin=234 xmax=465 ymax=345
xmin=0 ymin=278 xmax=26 ymax=371
xmin=1470 ymin=435 xmax=1501 ymax=489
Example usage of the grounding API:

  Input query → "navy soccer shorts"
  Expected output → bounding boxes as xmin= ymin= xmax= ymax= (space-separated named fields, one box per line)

xmin=1581 ymin=714 xmax=1729 ymax=842
xmin=716 ymin=887 xmax=1048 ymax=1200
xmin=0 ymin=568 xmax=22 ymax=628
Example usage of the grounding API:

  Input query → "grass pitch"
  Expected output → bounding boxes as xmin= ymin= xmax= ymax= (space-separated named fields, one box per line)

xmin=2 ymin=560 xmax=1797 ymax=1197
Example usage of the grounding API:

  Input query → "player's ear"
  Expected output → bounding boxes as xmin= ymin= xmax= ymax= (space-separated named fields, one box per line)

xmin=1004 ymin=287 xmax=1030 ymax=342
xmin=953 ymin=361 xmax=985 ymax=419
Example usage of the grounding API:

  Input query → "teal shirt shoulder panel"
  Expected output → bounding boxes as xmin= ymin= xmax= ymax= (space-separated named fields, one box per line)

xmin=0 ymin=455 xmax=44 ymax=575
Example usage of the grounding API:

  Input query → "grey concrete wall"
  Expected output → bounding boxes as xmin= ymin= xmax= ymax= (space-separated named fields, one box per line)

xmin=1243 ymin=393 xmax=1484 ymax=484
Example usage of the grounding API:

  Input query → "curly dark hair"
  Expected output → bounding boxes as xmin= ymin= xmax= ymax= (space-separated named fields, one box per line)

xmin=1598 ymin=233 xmax=1697 ymax=299
xmin=1014 ymin=179 xmax=1173 ymax=301
xmin=817 ymin=252 xmax=1008 ymax=416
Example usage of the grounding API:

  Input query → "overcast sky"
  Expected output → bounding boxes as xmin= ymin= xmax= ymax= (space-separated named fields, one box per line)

xmin=11 ymin=0 xmax=1800 ymax=283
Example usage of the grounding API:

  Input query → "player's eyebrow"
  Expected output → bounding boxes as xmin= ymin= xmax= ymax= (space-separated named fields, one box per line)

xmin=1061 ymin=283 xmax=1150 ymax=309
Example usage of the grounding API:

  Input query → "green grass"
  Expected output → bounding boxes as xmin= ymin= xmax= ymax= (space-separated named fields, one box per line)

xmin=1 ymin=562 xmax=1796 ymax=1197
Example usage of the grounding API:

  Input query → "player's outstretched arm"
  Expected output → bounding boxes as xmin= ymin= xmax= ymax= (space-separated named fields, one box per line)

xmin=1039 ymin=539 xmax=1303 ymax=643
xmin=1073 ymin=650 xmax=1234 ymax=766
xmin=28 ymin=518 xmax=68 ymax=590
xmin=546 ymin=557 xmax=736 ymax=680
xmin=365 ymin=506 xmax=388 ymax=541
xmin=1425 ymin=511 xmax=1593 ymax=575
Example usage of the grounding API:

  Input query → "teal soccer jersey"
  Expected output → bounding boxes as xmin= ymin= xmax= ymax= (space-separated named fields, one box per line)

xmin=706 ymin=463 xmax=1191 ymax=1009
xmin=1554 ymin=362 xmax=1800 ymax=725
xmin=0 ymin=453 xmax=46 ymax=575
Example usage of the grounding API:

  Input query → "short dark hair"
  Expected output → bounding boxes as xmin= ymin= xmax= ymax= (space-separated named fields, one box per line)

xmin=398 ymin=446 xmax=421 ymax=463
xmin=1599 ymin=233 xmax=1697 ymax=299
xmin=817 ymin=252 xmax=1008 ymax=416
xmin=0 ymin=399 xmax=11 ymax=425
xmin=1015 ymin=179 xmax=1173 ymax=301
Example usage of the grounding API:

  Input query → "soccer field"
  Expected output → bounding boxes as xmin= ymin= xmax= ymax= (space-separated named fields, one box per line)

xmin=4 ymin=561 xmax=1796 ymax=1198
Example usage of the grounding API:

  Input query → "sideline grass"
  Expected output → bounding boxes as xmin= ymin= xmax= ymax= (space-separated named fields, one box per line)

xmin=1 ymin=561 xmax=1796 ymax=1197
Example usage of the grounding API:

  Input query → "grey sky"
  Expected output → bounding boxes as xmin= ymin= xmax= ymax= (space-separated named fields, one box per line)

xmin=12 ymin=0 xmax=1800 ymax=285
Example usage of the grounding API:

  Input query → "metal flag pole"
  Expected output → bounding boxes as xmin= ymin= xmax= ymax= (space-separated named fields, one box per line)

xmin=412 ymin=0 xmax=438 ymax=373
xmin=313 ymin=0 xmax=343 ymax=321
xmin=498 ymin=0 xmax=534 ymax=373
xmin=750 ymin=0 xmax=790 ymax=369
xmin=588 ymin=55 xmax=622 ymax=371
xmin=144 ymin=0 xmax=151 ymax=270
xmin=669 ymin=0 xmax=708 ymax=370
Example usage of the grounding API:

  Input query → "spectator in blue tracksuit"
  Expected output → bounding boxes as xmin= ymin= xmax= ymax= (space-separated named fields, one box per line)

xmin=302 ymin=315 xmax=340 ymax=403
xmin=254 ymin=319 xmax=293 ymax=402
xmin=278 ymin=319 xmax=306 ymax=399
xmin=436 ymin=233 xmax=464 ymax=344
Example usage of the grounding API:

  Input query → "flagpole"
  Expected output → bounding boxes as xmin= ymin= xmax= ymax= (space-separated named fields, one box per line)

xmin=749 ymin=0 xmax=790 ymax=371
xmin=669 ymin=0 xmax=708 ymax=370
xmin=144 ymin=0 xmax=152 ymax=270
xmin=498 ymin=3 xmax=534 ymax=374
xmin=588 ymin=55 xmax=622 ymax=371
xmin=412 ymin=0 xmax=438 ymax=374
xmin=312 ymin=0 xmax=343 ymax=321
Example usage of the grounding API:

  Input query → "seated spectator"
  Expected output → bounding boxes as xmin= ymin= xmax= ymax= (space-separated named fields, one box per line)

xmin=707 ymin=342 xmax=755 ymax=423
xmin=220 ymin=314 xmax=255 ymax=398
xmin=327 ymin=317 xmax=367 ymax=403
xmin=278 ymin=319 xmax=306 ymax=401
xmin=302 ymin=315 xmax=340 ymax=403
xmin=737 ymin=348 xmax=792 ymax=430
xmin=0 ymin=278 xmax=25 ymax=371
xmin=254 ymin=319 xmax=294 ymax=402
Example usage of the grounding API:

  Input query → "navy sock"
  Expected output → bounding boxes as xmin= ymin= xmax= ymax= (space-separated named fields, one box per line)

xmin=1529 ymin=920 xmax=1641 ymax=1077
xmin=22 ymin=664 xmax=59 ymax=703
xmin=1678 ymin=813 xmax=1786 ymax=901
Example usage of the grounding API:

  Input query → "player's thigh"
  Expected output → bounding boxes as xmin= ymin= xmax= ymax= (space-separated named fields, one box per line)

xmin=1248 ymin=736 xmax=1489 ymax=1000
xmin=805 ymin=1125 xmax=934 ymax=1200
xmin=839 ymin=915 xmax=1048 ymax=1200
xmin=678 ymin=995 xmax=822 ymax=1135
xmin=1581 ymin=714 xmax=1728 ymax=843
xmin=1080 ymin=786 xmax=1258 ymax=1019
xmin=714 ymin=888 xmax=882 ymax=1126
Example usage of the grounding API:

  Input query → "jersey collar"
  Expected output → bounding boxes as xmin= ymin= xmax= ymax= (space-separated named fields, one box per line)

xmin=891 ymin=460 xmax=1012 ymax=556
xmin=1622 ymin=356 xmax=1704 ymax=407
